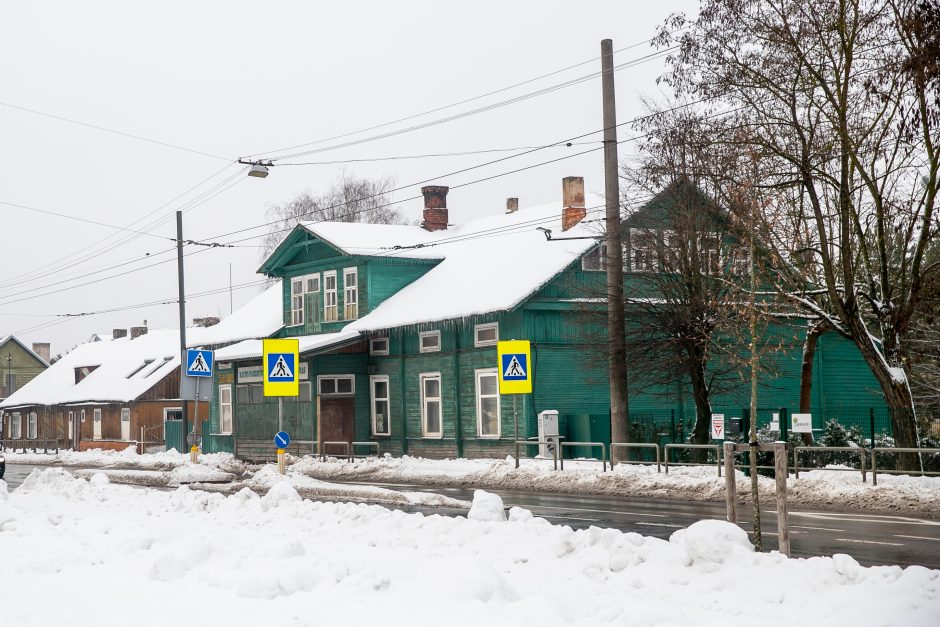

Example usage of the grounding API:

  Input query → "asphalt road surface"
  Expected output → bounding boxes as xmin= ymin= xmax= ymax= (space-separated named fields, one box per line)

xmin=5 ymin=464 xmax=938 ymax=569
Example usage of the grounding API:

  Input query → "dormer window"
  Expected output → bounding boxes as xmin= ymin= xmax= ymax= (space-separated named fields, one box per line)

xmin=344 ymin=267 xmax=358 ymax=320
xmin=324 ymin=271 xmax=338 ymax=322
xmin=291 ymin=273 xmax=321 ymax=326
xmin=75 ymin=365 xmax=99 ymax=384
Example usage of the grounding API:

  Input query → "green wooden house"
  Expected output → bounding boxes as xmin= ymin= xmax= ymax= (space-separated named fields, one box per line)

xmin=203 ymin=179 xmax=887 ymax=461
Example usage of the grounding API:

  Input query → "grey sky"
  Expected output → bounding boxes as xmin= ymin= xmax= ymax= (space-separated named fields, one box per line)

xmin=1 ymin=0 xmax=695 ymax=355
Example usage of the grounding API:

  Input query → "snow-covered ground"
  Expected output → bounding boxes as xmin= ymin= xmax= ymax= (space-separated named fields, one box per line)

xmin=1 ymin=470 xmax=936 ymax=627
xmin=5 ymin=447 xmax=939 ymax=515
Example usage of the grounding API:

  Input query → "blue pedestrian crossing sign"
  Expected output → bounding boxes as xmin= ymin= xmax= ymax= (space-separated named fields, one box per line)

xmin=185 ymin=349 xmax=213 ymax=378
xmin=502 ymin=354 xmax=528 ymax=380
xmin=267 ymin=353 xmax=295 ymax=381
xmin=274 ymin=431 xmax=290 ymax=449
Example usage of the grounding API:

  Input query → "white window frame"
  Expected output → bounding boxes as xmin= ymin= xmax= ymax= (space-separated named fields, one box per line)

xmin=291 ymin=272 xmax=321 ymax=326
xmin=27 ymin=411 xmax=38 ymax=439
xmin=93 ymin=408 xmax=102 ymax=440
xmin=68 ymin=411 xmax=74 ymax=440
xmin=81 ymin=409 xmax=86 ymax=423
xmin=629 ymin=228 xmax=657 ymax=273
xmin=475 ymin=368 xmax=501 ymax=438
xmin=120 ymin=408 xmax=131 ymax=441
xmin=369 ymin=337 xmax=389 ymax=356
xmin=581 ymin=245 xmax=606 ymax=272
xmin=324 ymin=271 xmax=338 ymax=322
xmin=12 ymin=412 xmax=22 ymax=439
xmin=419 ymin=330 xmax=441 ymax=353
xmin=343 ymin=267 xmax=358 ymax=320
xmin=317 ymin=375 xmax=356 ymax=396
xmin=369 ymin=375 xmax=391 ymax=436
xmin=419 ymin=372 xmax=443 ymax=438
xmin=474 ymin=322 xmax=499 ymax=348
xmin=219 ymin=384 xmax=233 ymax=434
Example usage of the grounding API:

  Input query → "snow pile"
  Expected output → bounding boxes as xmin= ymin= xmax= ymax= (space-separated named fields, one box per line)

xmin=467 ymin=489 xmax=507 ymax=522
xmin=1 ymin=471 xmax=937 ymax=627
xmin=73 ymin=464 xmax=237 ymax=487
xmin=290 ymin=453 xmax=940 ymax=515
xmin=2 ymin=446 xmax=245 ymax=472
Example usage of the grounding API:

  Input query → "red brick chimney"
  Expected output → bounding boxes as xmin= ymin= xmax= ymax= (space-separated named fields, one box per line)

xmin=421 ymin=185 xmax=449 ymax=231
xmin=562 ymin=176 xmax=585 ymax=231
xmin=506 ymin=197 xmax=519 ymax=214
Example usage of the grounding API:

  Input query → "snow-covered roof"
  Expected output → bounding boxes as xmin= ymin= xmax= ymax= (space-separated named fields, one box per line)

xmin=215 ymin=328 xmax=361 ymax=361
xmin=0 ymin=283 xmax=283 ymax=408
xmin=301 ymin=203 xmax=601 ymax=332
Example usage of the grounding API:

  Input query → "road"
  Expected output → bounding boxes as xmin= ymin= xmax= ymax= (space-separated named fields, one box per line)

xmin=5 ymin=464 xmax=938 ymax=569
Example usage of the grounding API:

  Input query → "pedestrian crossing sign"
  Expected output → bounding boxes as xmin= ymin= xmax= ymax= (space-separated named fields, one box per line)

xmin=185 ymin=349 xmax=213 ymax=378
xmin=497 ymin=340 xmax=532 ymax=394
xmin=263 ymin=338 xmax=299 ymax=397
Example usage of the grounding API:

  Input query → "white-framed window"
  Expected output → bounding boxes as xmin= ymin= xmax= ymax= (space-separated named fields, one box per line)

xmin=581 ymin=245 xmax=606 ymax=271
xmin=629 ymin=228 xmax=657 ymax=272
xmin=219 ymin=385 xmax=233 ymax=434
xmin=324 ymin=271 xmax=338 ymax=322
xmin=661 ymin=230 xmax=681 ymax=271
xmin=27 ymin=411 xmax=38 ymax=439
xmin=474 ymin=323 xmax=499 ymax=348
xmin=291 ymin=273 xmax=321 ymax=326
xmin=81 ymin=409 xmax=86 ymax=423
xmin=370 ymin=337 xmax=389 ymax=356
xmin=420 ymin=372 xmax=442 ymax=438
xmin=318 ymin=375 xmax=355 ymax=396
xmin=68 ymin=411 xmax=74 ymax=440
xmin=121 ymin=408 xmax=131 ymax=440
xmin=419 ymin=330 xmax=441 ymax=353
xmin=285 ymin=381 xmax=313 ymax=403
xmin=93 ymin=408 xmax=102 ymax=440
xmin=370 ymin=375 xmax=391 ymax=436
xmin=475 ymin=368 xmax=501 ymax=438
xmin=12 ymin=412 xmax=22 ymax=439
xmin=236 ymin=384 xmax=264 ymax=404
xmin=344 ymin=267 xmax=358 ymax=320
xmin=699 ymin=233 xmax=722 ymax=275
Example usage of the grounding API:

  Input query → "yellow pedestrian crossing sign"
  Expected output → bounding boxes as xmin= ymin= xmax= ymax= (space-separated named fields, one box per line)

xmin=497 ymin=340 xmax=532 ymax=394
xmin=263 ymin=338 xmax=299 ymax=397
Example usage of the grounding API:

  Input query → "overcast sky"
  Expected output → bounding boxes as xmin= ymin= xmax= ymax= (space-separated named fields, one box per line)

xmin=1 ymin=0 xmax=695 ymax=356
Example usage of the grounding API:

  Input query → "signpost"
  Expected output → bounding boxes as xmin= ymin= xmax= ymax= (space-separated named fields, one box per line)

xmin=274 ymin=431 xmax=290 ymax=475
xmin=711 ymin=414 xmax=725 ymax=440
xmin=264 ymin=339 xmax=300 ymax=474
xmin=497 ymin=340 xmax=533 ymax=463
xmin=183 ymin=348 xmax=214 ymax=462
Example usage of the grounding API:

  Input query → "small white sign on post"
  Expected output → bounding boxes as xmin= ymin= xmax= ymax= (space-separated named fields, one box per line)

xmin=770 ymin=413 xmax=780 ymax=431
xmin=711 ymin=414 xmax=725 ymax=440
xmin=792 ymin=413 xmax=813 ymax=434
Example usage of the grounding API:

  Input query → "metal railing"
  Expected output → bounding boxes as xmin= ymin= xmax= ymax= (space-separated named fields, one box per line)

xmin=350 ymin=441 xmax=380 ymax=459
xmin=319 ymin=440 xmax=352 ymax=462
xmin=513 ymin=438 xmax=559 ymax=470
xmin=793 ymin=446 xmax=867 ymax=482
xmin=559 ymin=442 xmax=607 ymax=471
xmin=610 ymin=442 xmax=661 ymax=472
xmin=871 ymin=447 xmax=940 ymax=485
xmin=0 ymin=438 xmax=60 ymax=454
xmin=663 ymin=443 xmax=723 ymax=476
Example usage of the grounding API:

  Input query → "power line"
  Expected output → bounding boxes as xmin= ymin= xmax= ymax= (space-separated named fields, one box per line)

xmin=272 ymin=142 xmax=599 ymax=166
xmin=0 ymin=100 xmax=233 ymax=162
xmin=0 ymin=201 xmax=176 ymax=241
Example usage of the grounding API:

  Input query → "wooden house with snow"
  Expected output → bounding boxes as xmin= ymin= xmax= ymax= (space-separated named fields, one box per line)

xmin=203 ymin=178 xmax=887 ymax=461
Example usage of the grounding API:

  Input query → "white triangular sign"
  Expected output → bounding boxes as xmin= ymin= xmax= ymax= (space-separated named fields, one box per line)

xmin=270 ymin=355 xmax=293 ymax=379
xmin=189 ymin=353 xmax=209 ymax=372
xmin=503 ymin=355 xmax=526 ymax=378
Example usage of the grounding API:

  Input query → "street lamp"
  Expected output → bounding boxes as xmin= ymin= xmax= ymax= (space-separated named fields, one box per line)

xmin=238 ymin=159 xmax=272 ymax=178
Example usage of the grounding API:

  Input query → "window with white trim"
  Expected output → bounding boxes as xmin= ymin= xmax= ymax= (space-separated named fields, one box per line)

xmin=285 ymin=381 xmax=313 ymax=403
xmin=291 ymin=273 xmax=321 ymax=326
xmin=68 ymin=411 xmax=74 ymax=440
xmin=419 ymin=330 xmax=441 ymax=353
xmin=236 ymin=384 xmax=264 ymax=404
xmin=120 ymin=408 xmax=131 ymax=440
xmin=474 ymin=323 xmax=498 ymax=348
xmin=12 ymin=412 xmax=22 ymax=439
xmin=420 ymin=373 xmax=442 ymax=437
xmin=581 ymin=245 xmax=606 ymax=271
xmin=475 ymin=369 xmax=500 ymax=438
xmin=318 ymin=375 xmax=355 ymax=396
xmin=370 ymin=375 xmax=391 ymax=436
xmin=93 ymin=408 xmax=102 ymax=440
xmin=219 ymin=384 xmax=233 ymax=433
xmin=344 ymin=267 xmax=358 ymax=320
xmin=629 ymin=228 xmax=657 ymax=272
xmin=81 ymin=409 xmax=86 ymax=423
xmin=324 ymin=271 xmax=338 ymax=322
xmin=370 ymin=337 xmax=389 ymax=356
xmin=28 ymin=411 xmax=38 ymax=439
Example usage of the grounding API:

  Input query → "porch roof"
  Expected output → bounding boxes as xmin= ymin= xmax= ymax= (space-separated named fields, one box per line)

xmin=214 ymin=328 xmax=362 ymax=362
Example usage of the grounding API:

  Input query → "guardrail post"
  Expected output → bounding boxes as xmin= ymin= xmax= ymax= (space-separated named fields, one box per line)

xmin=774 ymin=442 xmax=791 ymax=557
xmin=723 ymin=441 xmax=737 ymax=524
xmin=716 ymin=444 xmax=722 ymax=477
xmin=601 ymin=444 xmax=607 ymax=472
xmin=860 ymin=449 xmax=867 ymax=483
xmin=793 ymin=446 xmax=800 ymax=479
xmin=515 ymin=441 xmax=520 ymax=469
xmin=664 ymin=444 xmax=670 ymax=474
xmin=872 ymin=449 xmax=878 ymax=486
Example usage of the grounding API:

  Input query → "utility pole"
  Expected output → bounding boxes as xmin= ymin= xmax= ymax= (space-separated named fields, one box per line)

xmin=602 ymin=38 xmax=630 ymax=447
xmin=176 ymin=211 xmax=189 ymax=450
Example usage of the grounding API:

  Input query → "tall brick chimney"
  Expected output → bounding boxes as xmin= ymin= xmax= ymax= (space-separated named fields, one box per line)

xmin=31 ymin=342 xmax=51 ymax=363
xmin=562 ymin=176 xmax=586 ymax=231
xmin=421 ymin=185 xmax=449 ymax=231
xmin=506 ymin=197 xmax=519 ymax=214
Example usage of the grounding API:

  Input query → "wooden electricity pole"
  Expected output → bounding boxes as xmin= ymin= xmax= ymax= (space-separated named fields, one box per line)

xmin=601 ymin=38 xmax=630 ymax=446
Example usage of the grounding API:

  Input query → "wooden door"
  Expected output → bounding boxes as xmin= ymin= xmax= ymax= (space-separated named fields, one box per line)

xmin=121 ymin=408 xmax=131 ymax=440
xmin=319 ymin=397 xmax=354 ymax=454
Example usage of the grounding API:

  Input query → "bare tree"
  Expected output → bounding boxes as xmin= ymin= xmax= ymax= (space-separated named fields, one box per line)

xmin=659 ymin=0 xmax=940 ymax=468
xmin=261 ymin=173 xmax=406 ymax=259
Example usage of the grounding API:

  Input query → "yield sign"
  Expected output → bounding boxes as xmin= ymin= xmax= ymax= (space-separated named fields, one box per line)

xmin=711 ymin=414 xmax=725 ymax=440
